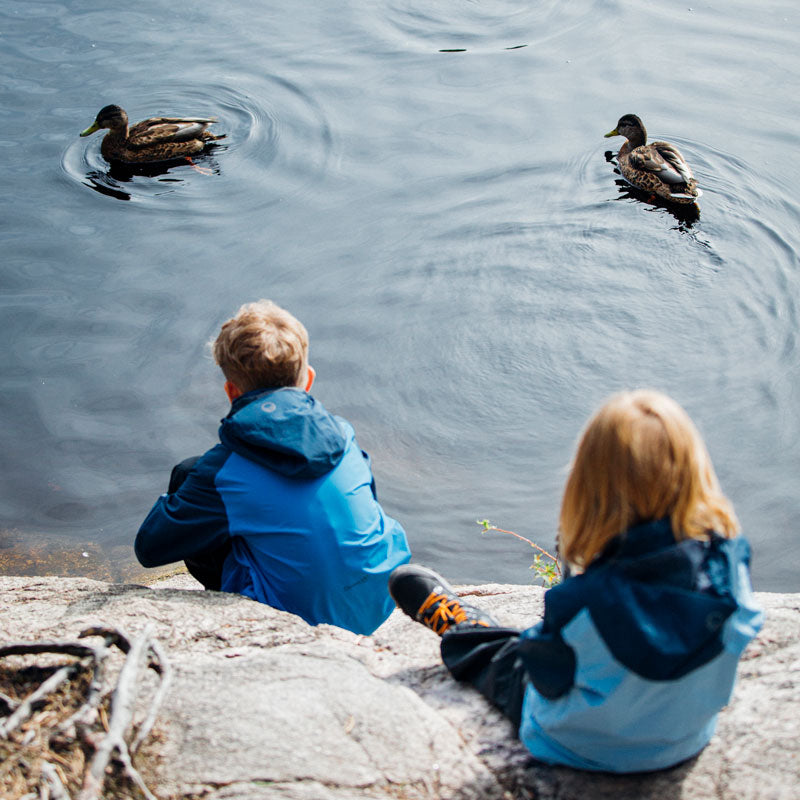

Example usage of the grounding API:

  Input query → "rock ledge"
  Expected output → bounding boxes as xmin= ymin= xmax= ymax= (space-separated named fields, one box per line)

xmin=1 ymin=575 xmax=797 ymax=800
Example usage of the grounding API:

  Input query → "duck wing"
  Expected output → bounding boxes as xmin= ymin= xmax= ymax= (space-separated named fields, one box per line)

xmin=629 ymin=141 xmax=694 ymax=185
xmin=128 ymin=117 xmax=218 ymax=147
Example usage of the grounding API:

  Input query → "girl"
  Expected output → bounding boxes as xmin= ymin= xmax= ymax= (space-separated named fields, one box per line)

xmin=389 ymin=390 xmax=762 ymax=773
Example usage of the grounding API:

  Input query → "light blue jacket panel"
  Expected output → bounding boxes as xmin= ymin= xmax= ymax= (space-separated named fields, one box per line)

xmin=217 ymin=431 xmax=410 ymax=634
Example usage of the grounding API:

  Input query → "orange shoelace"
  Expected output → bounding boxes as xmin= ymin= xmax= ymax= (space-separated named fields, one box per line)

xmin=417 ymin=592 xmax=468 ymax=634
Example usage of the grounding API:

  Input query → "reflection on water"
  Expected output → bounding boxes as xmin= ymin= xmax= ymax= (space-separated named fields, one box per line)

xmin=83 ymin=152 xmax=224 ymax=202
xmin=84 ymin=172 xmax=131 ymax=201
xmin=1 ymin=0 xmax=799 ymax=592
xmin=438 ymin=45 xmax=529 ymax=52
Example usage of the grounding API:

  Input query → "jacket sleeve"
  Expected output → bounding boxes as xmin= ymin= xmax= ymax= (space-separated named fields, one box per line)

xmin=515 ymin=575 xmax=589 ymax=699
xmin=134 ymin=445 xmax=232 ymax=568
xmin=517 ymin=623 xmax=577 ymax=699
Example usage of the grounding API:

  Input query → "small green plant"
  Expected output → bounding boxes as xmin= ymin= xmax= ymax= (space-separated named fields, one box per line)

xmin=477 ymin=519 xmax=562 ymax=587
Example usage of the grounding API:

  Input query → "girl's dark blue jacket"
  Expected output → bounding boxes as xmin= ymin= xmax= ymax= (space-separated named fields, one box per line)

xmin=135 ymin=387 xmax=411 ymax=635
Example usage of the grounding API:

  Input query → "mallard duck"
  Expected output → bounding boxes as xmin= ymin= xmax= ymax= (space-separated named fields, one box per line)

xmin=79 ymin=104 xmax=225 ymax=164
xmin=604 ymin=114 xmax=701 ymax=204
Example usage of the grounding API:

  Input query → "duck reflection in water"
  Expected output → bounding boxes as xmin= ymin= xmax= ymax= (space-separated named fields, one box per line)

xmin=83 ymin=156 xmax=222 ymax=201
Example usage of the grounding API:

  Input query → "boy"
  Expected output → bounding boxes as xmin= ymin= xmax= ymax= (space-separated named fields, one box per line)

xmin=135 ymin=300 xmax=411 ymax=635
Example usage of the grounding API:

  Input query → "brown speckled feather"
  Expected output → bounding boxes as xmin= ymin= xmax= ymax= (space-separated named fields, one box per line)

xmin=127 ymin=118 xmax=220 ymax=147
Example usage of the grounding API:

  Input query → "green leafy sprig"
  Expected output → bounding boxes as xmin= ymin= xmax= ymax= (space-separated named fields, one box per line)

xmin=477 ymin=519 xmax=563 ymax=587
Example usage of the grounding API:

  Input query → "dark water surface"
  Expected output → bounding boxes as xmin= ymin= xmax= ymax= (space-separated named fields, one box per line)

xmin=1 ymin=1 xmax=798 ymax=590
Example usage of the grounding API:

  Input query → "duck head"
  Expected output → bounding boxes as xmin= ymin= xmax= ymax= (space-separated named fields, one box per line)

xmin=80 ymin=105 xmax=129 ymax=137
xmin=604 ymin=114 xmax=647 ymax=147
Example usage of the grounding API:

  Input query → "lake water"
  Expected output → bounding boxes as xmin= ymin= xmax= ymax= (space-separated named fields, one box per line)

xmin=1 ymin=0 xmax=798 ymax=591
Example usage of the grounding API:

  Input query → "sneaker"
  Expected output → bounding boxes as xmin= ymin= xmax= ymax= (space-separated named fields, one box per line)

xmin=388 ymin=564 xmax=499 ymax=635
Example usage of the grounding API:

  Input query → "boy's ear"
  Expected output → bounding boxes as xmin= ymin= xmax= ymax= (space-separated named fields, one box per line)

xmin=224 ymin=380 xmax=243 ymax=403
xmin=304 ymin=365 xmax=316 ymax=392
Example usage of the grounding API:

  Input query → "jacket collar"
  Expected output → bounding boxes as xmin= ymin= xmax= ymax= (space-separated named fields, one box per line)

xmin=594 ymin=518 xmax=676 ymax=564
xmin=227 ymin=385 xmax=299 ymax=417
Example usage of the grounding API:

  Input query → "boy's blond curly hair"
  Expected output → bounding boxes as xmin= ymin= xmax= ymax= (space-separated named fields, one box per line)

xmin=559 ymin=389 xmax=739 ymax=570
xmin=212 ymin=300 xmax=309 ymax=393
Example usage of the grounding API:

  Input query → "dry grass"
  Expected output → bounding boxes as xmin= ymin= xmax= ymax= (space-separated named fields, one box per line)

xmin=0 ymin=647 xmax=192 ymax=799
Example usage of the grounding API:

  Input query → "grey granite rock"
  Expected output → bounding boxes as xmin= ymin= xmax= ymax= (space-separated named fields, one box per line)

xmin=1 ymin=575 xmax=797 ymax=800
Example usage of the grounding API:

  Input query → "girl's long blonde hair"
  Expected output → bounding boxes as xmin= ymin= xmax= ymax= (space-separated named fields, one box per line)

xmin=558 ymin=390 xmax=738 ymax=570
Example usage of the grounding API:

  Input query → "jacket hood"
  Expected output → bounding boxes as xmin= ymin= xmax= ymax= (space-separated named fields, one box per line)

xmin=543 ymin=519 xmax=744 ymax=680
xmin=219 ymin=388 xmax=346 ymax=478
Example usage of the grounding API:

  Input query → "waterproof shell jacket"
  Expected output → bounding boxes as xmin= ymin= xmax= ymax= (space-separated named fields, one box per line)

xmin=515 ymin=519 xmax=763 ymax=772
xmin=135 ymin=388 xmax=411 ymax=635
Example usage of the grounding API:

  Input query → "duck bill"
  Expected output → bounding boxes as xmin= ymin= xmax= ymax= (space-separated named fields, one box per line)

xmin=80 ymin=122 xmax=100 ymax=137
xmin=604 ymin=128 xmax=619 ymax=138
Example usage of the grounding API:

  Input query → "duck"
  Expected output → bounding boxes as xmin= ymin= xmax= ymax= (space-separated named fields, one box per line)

xmin=79 ymin=104 xmax=225 ymax=164
xmin=604 ymin=114 xmax=701 ymax=204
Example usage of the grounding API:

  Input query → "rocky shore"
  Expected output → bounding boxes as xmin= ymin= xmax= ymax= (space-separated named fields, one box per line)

xmin=1 ymin=574 xmax=797 ymax=800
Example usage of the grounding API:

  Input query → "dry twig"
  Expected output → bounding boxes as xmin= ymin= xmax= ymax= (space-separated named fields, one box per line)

xmin=40 ymin=760 xmax=72 ymax=800
xmin=77 ymin=624 xmax=159 ymax=800
xmin=131 ymin=638 xmax=171 ymax=755
xmin=1 ymin=624 xmax=170 ymax=800
xmin=0 ymin=664 xmax=77 ymax=738
xmin=0 ymin=690 xmax=19 ymax=714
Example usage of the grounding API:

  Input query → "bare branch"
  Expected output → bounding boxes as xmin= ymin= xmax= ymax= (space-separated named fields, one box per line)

xmin=56 ymin=643 xmax=109 ymax=738
xmin=131 ymin=637 xmax=172 ymax=754
xmin=76 ymin=624 xmax=156 ymax=800
xmin=0 ymin=690 xmax=20 ymax=715
xmin=78 ymin=626 xmax=132 ymax=655
xmin=39 ymin=762 xmax=71 ymax=800
xmin=0 ymin=642 xmax=100 ymax=660
xmin=0 ymin=664 xmax=76 ymax=738
xmin=114 ymin=743 xmax=159 ymax=800
xmin=3 ymin=625 xmax=167 ymax=799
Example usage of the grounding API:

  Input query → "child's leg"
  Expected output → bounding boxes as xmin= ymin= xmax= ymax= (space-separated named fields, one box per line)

xmin=167 ymin=456 xmax=202 ymax=493
xmin=389 ymin=565 xmax=528 ymax=726
xmin=184 ymin=547 xmax=231 ymax=591
xmin=168 ymin=456 xmax=232 ymax=591
xmin=440 ymin=626 xmax=528 ymax=728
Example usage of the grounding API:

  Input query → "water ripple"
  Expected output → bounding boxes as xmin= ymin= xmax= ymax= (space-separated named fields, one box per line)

xmin=365 ymin=0 xmax=608 ymax=52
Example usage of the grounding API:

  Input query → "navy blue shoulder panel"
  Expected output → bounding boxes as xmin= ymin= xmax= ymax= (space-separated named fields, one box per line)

xmin=135 ymin=444 xmax=232 ymax=568
xmin=543 ymin=533 xmax=740 ymax=681
xmin=535 ymin=520 xmax=749 ymax=680
xmin=587 ymin=568 xmax=736 ymax=680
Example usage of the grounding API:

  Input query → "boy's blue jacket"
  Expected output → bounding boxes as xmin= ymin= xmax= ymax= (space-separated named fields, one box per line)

xmin=135 ymin=387 xmax=411 ymax=635
xmin=516 ymin=519 xmax=762 ymax=772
